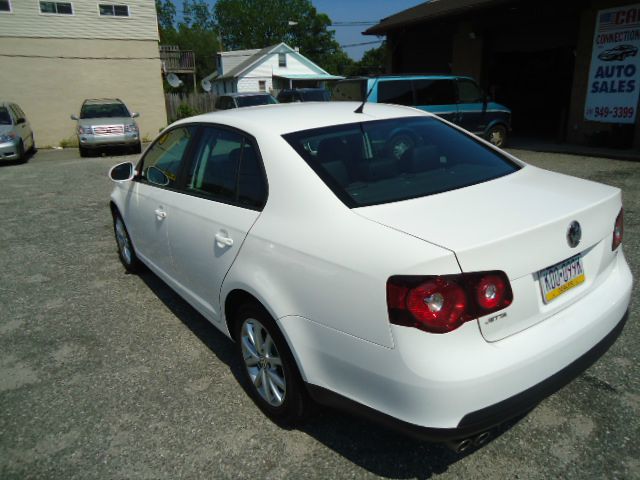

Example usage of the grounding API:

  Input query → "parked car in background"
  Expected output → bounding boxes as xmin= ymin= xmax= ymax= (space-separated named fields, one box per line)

xmin=333 ymin=75 xmax=512 ymax=148
xmin=277 ymin=88 xmax=331 ymax=103
xmin=71 ymin=98 xmax=141 ymax=157
xmin=214 ymin=92 xmax=278 ymax=110
xmin=0 ymin=101 xmax=35 ymax=163
xmin=108 ymin=102 xmax=631 ymax=450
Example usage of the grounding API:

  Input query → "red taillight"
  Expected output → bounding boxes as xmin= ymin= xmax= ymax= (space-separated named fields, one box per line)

xmin=612 ymin=208 xmax=623 ymax=250
xmin=387 ymin=271 xmax=513 ymax=334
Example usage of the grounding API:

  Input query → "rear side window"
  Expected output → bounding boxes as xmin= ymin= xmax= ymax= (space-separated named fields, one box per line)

xmin=185 ymin=126 xmax=267 ymax=209
xmin=283 ymin=116 xmax=519 ymax=208
xmin=414 ymin=79 xmax=456 ymax=106
xmin=140 ymin=127 xmax=194 ymax=187
xmin=332 ymin=80 xmax=365 ymax=101
xmin=378 ymin=80 xmax=414 ymax=106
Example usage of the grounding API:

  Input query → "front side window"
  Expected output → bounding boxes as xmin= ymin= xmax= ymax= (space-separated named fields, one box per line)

xmin=40 ymin=1 xmax=73 ymax=14
xmin=186 ymin=127 xmax=267 ymax=209
xmin=457 ymin=79 xmax=483 ymax=103
xmin=414 ymin=79 xmax=456 ymax=106
xmin=99 ymin=3 xmax=129 ymax=16
xmin=139 ymin=127 xmax=193 ymax=188
xmin=283 ymin=116 xmax=519 ymax=208
xmin=378 ymin=80 xmax=413 ymax=106
xmin=0 ymin=1 xmax=12 ymax=13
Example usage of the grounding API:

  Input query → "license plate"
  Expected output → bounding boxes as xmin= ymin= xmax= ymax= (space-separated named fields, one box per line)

xmin=539 ymin=254 xmax=585 ymax=304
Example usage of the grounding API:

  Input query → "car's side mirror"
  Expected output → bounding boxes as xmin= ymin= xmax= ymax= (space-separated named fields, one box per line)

xmin=146 ymin=166 xmax=170 ymax=186
xmin=109 ymin=162 xmax=135 ymax=182
xmin=71 ymin=114 xmax=79 ymax=121
xmin=131 ymin=112 xmax=140 ymax=118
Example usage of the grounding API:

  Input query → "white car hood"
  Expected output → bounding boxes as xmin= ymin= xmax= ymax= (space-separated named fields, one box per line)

xmin=354 ymin=165 xmax=620 ymax=281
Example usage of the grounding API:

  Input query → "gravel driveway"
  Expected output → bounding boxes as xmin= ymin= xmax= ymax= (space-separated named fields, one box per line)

xmin=0 ymin=148 xmax=638 ymax=479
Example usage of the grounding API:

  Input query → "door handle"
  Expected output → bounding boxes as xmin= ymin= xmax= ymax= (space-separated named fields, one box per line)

xmin=215 ymin=233 xmax=234 ymax=247
xmin=154 ymin=208 xmax=167 ymax=220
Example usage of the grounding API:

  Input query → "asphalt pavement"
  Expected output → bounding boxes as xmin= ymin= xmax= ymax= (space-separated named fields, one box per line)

xmin=0 ymin=147 xmax=638 ymax=479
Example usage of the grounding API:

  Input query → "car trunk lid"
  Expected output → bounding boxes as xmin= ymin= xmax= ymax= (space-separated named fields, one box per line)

xmin=355 ymin=165 xmax=621 ymax=341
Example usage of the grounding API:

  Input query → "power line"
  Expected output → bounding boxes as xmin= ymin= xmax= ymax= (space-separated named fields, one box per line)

xmin=340 ymin=40 xmax=384 ymax=48
xmin=332 ymin=21 xmax=379 ymax=27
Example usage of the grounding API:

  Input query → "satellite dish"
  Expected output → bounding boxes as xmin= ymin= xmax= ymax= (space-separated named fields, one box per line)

xmin=166 ymin=73 xmax=183 ymax=88
xmin=201 ymin=78 xmax=212 ymax=92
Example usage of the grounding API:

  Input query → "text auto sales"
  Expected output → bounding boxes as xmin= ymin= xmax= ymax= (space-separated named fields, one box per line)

xmin=591 ymin=64 xmax=637 ymax=94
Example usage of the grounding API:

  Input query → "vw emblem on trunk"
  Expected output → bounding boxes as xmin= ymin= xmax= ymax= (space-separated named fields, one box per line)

xmin=567 ymin=221 xmax=582 ymax=248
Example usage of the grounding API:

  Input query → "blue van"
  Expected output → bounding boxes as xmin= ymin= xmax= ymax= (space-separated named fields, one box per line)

xmin=332 ymin=75 xmax=511 ymax=148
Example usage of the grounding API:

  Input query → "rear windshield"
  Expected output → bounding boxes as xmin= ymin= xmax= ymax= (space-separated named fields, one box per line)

xmin=236 ymin=95 xmax=277 ymax=107
xmin=283 ymin=116 xmax=520 ymax=208
xmin=332 ymin=80 xmax=366 ymax=101
xmin=80 ymin=103 xmax=129 ymax=119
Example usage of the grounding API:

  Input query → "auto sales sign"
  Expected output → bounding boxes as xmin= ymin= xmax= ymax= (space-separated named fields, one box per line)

xmin=585 ymin=4 xmax=640 ymax=123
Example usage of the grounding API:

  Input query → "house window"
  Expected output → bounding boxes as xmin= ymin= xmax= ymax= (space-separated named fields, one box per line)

xmin=40 ymin=1 xmax=73 ymax=14
xmin=99 ymin=3 xmax=129 ymax=16
xmin=259 ymin=81 xmax=266 ymax=91
xmin=278 ymin=53 xmax=286 ymax=67
xmin=0 ymin=0 xmax=12 ymax=13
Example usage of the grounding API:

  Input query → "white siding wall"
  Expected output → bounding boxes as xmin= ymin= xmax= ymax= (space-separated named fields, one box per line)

xmin=0 ymin=0 xmax=158 ymax=40
xmin=236 ymin=76 xmax=272 ymax=93
xmin=249 ymin=51 xmax=323 ymax=78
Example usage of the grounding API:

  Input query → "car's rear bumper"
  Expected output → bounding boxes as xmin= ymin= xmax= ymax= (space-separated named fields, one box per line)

xmin=280 ymin=249 xmax=632 ymax=438
xmin=79 ymin=133 xmax=139 ymax=148
xmin=0 ymin=139 xmax=21 ymax=160
xmin=306 ymin=308 xmax=628 ymax=441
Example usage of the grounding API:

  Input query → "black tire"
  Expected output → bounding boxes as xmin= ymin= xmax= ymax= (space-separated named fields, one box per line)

xmin=131 ymin=142 xmax=142 ymax=155
xmin=112 ymin=211 xmax=143 ymax=273
xmin=79 ymin=146 xmax=89 ymax=158
xmin=486 ymin=125 xmax=507 ymax=148
xmin=233 ymin=303 xmax=307 ymax=426
xmin=387 ymin=133 xmax=416 ymax=160
xmin=17 ymin=140 xmax=26 ymax=163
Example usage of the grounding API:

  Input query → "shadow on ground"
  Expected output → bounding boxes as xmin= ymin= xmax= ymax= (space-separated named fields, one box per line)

xmin=139 ymin=269 xmax=525 ymax=479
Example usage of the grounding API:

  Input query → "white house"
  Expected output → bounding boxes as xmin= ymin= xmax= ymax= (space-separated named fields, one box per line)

xmin=203 ymin=43 xmax=343 ymax=95
xmin=0 ymin=0 xmax=166 ymax=146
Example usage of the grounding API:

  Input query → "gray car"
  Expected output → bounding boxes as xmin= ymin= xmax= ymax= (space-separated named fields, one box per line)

xmin=0 ymin=101 xmax=35 ymax=163
xmin=214 ymin=92 xmax=278 ymax=110
xmin=71 ymin=98 xmax=141 ymax=157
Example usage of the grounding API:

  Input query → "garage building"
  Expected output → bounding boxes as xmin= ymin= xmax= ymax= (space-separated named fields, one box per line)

xmin=365 ymin=0 xmax=640 ymax=150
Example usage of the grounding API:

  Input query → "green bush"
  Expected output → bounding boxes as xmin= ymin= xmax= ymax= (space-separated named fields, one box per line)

xmin=176 ymin=103 xmax=199 ymax=120
xmin=59 ymin=136 xmax=79 ymax=148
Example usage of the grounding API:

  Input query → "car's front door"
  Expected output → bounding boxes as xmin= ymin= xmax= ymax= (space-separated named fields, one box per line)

xmin=455 ymin=78 xmax=487 ymax=135
xmin=167 ymin=125 xmax=267 ymax=323
xmin=127 ymin=126 xmax=195 ymax=279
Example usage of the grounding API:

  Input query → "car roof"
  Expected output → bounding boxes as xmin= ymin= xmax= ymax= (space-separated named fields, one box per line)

xmin=222 ymin=92 xmax=273 ymax=98
xmin=174 ymin=101 xmax=428 ymax=135
xmin=340 ymin=74 xmax=473 ymax=81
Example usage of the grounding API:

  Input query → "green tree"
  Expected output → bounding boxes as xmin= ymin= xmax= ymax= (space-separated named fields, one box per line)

xmin=350 ymin=42 xmax=387 ymax=76
xmin=214 ymin=0 xmax=353 ymax=75
xmin=155 ymin=0 xmax=219 ymax=88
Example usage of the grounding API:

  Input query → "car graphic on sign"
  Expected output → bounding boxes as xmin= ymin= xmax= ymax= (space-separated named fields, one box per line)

xmin=598 ymin=44 xmax=639 ymax=61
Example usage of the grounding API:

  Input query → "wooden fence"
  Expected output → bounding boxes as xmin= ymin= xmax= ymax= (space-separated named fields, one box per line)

xmin=165 ymin=93 xmax=218 ymax=123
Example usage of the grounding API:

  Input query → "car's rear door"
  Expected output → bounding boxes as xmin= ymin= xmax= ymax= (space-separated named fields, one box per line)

xmin=167 ymin=125 xmax=267 ymax=322
xmin=412 ymin=78 xmax=459 ymax=124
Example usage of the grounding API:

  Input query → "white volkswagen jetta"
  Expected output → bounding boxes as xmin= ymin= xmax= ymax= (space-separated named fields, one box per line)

xmin=108 ymin=102 xmax=632 ymax=449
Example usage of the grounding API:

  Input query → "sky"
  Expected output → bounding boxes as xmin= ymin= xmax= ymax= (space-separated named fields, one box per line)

xmin=175 ymin=0 xmax=425 ymax=60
